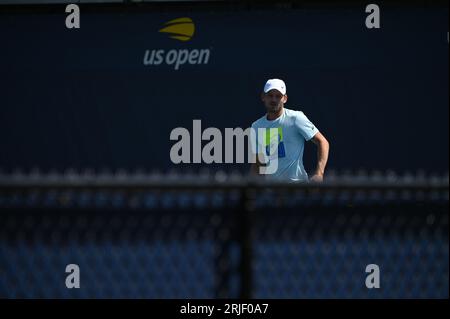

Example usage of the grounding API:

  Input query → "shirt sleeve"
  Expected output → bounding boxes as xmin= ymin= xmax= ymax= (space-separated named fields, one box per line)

xmin=295 ymin=111 xmax=319 ymax=141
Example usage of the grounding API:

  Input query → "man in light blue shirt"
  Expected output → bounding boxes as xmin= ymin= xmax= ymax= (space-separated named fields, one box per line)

xmin=250 ymin=79 xmax=330 ymax=182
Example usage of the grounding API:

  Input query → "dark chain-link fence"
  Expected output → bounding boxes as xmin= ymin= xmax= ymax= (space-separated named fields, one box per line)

xmin=0 ymin=171 xmax=448 ymax=298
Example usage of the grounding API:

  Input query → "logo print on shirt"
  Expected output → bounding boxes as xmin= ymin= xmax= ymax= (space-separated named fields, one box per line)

xmin=264 ymin=127 xmax=286 ymax=159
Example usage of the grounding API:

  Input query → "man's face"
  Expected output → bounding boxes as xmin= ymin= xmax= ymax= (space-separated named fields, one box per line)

xmin=261 ymin=89 xmax=287 ymax=114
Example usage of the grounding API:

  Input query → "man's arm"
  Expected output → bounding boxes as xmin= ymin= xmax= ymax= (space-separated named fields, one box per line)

xmin=250 ymin=153 xmax=265 ymax=176
xmin=309 ymin=132 xmax=329 ymax=182
xmin=250 ymin=162 xmax=259 ymax=175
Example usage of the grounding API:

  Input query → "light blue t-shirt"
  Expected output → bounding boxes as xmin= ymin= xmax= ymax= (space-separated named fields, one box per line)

xmin=251 ymin=108 xmax=319 ymax=181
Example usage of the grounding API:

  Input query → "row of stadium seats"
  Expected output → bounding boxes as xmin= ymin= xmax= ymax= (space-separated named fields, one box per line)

xmin=0 ymin=172 xmax=448 ymax=298
xmin=1 ymin=203 xmax=448 ymax=298
xmin=0 ymin=189 xmax=448 ymax=209
xmin=0 ymin=168 xmax=448 ymax=183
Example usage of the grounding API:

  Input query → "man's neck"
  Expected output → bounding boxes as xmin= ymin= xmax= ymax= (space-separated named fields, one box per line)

xmin=266 ymin=107 xmax=284 ymax=121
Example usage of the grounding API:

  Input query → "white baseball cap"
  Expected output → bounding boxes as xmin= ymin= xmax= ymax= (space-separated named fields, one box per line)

xmin=264 ymin=79 xmax=286 ymax=95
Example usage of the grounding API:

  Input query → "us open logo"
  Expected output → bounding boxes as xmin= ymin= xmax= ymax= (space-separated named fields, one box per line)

xmin=158 ymin=17 xmax=195 ymax=42
xmin=143 ymin=17 xmax=211 ymax=70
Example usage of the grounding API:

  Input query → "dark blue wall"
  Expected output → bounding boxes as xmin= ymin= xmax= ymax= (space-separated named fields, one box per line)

xmin=0 ymin=4 xmax=448 ymax=173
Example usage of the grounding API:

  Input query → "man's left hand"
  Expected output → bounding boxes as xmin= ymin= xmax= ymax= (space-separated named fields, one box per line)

xmin=310 ymin=174 xmax=324 ymax=182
